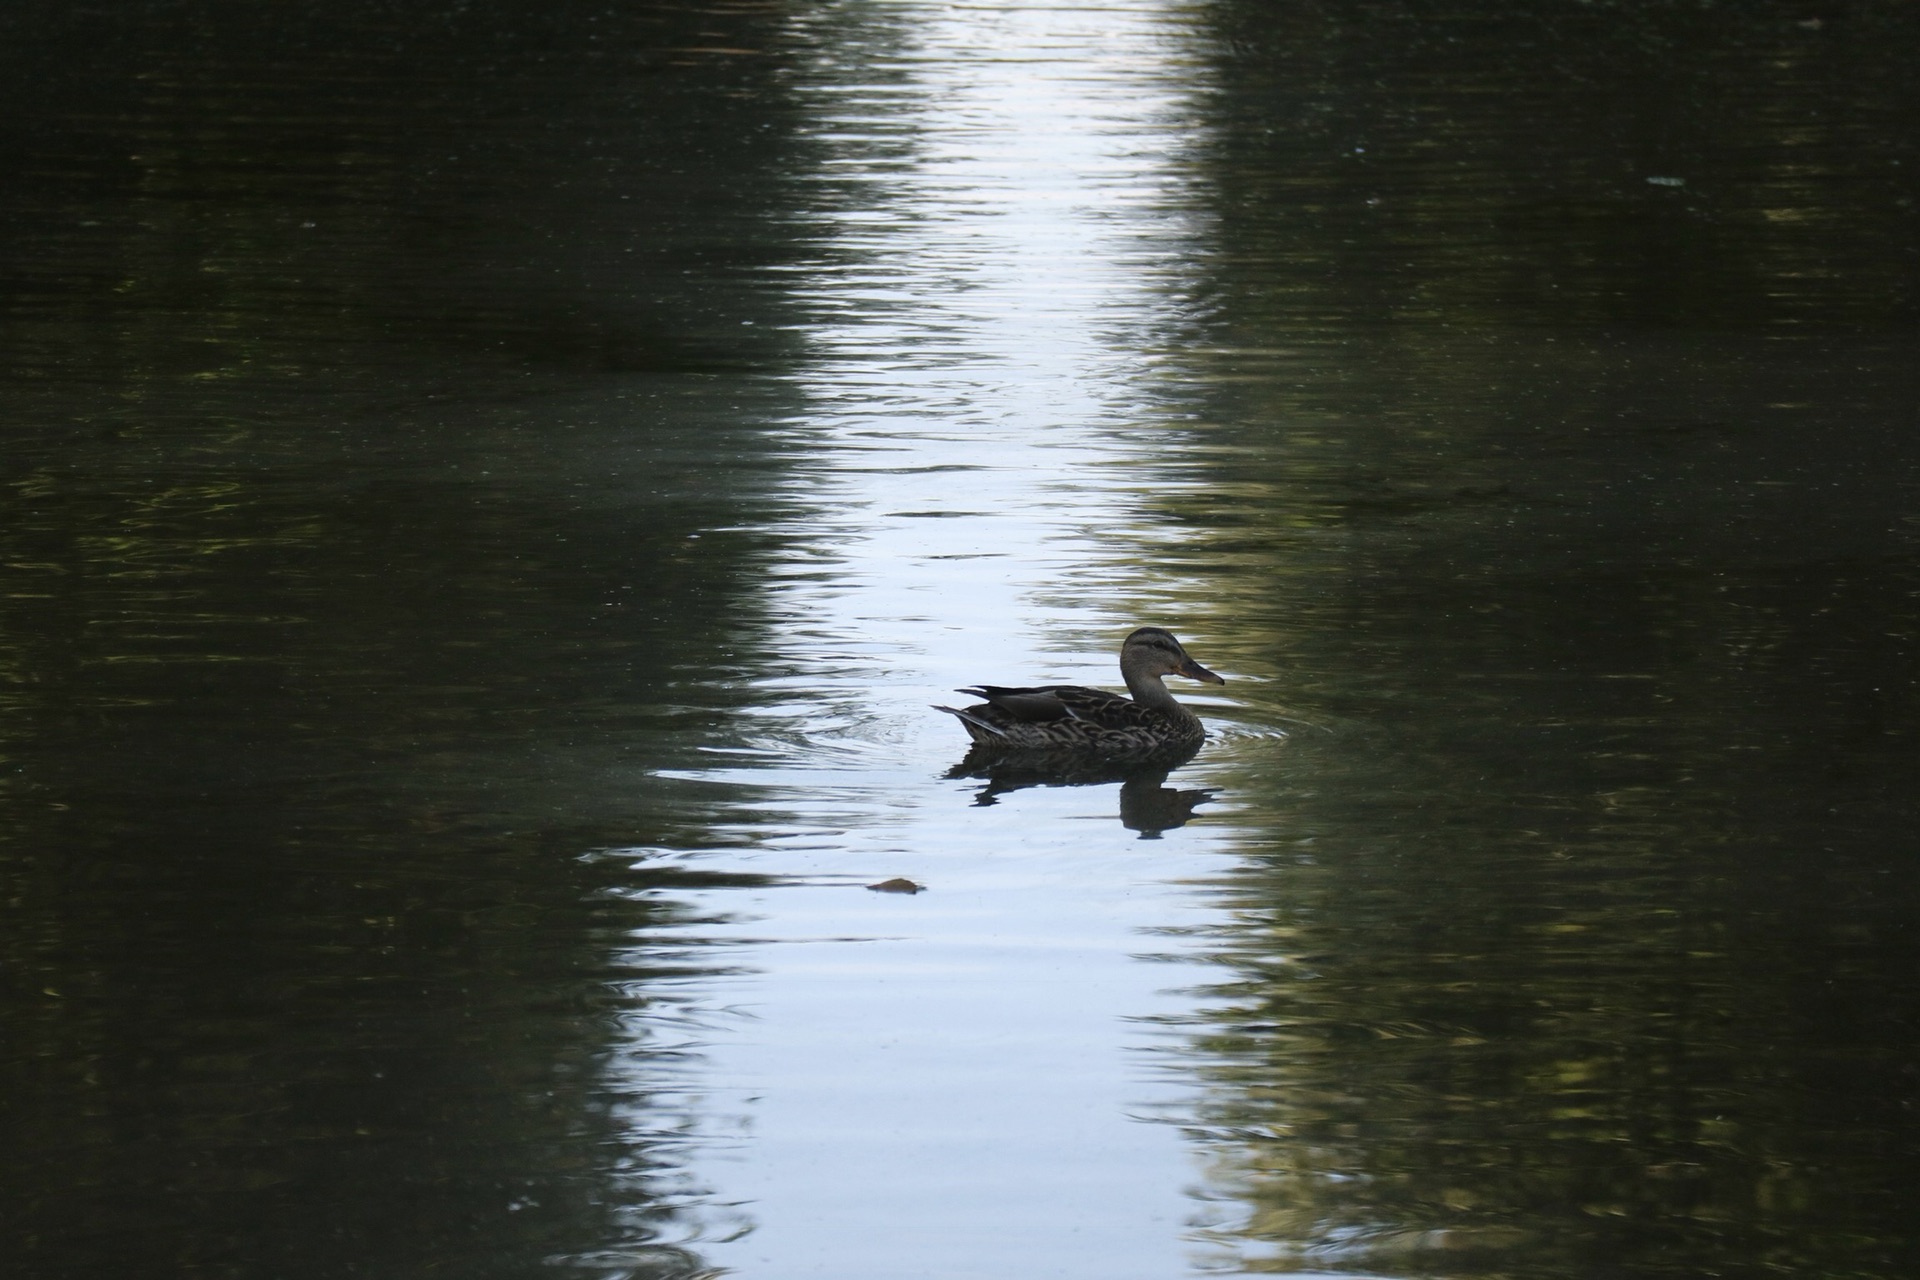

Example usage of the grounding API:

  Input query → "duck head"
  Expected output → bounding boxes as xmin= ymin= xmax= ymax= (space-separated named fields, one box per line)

xmin=1122 ymin=627 xmax=1225 ymax=685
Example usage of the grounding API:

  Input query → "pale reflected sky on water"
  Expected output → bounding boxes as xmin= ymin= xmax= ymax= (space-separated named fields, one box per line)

xmin=634 ymin=2 xmax=1250 ymax=1274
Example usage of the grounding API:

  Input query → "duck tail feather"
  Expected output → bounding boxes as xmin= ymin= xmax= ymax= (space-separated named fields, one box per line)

xmin=933 ymin=704 xmax=1009 ymax=740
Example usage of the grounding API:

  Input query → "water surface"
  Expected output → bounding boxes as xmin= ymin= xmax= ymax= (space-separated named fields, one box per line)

xmin=3 ymin=2 xmax=1918 ymax=1278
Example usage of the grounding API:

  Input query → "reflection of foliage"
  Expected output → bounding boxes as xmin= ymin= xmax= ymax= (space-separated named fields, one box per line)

xmin=1195 ymin=0 xmax=1919 ymax=331
xmin=0 ymin=0 xmax=814 ymax=387
xmin=1130 ymin=3 xmax=1920 ymax=1274
xmin=1172 ymin=737 xmax=1920 ymax=1276
xmin=1146 ymin=358 xmax=1920 ymax=1275
xmin=0 ymin=3 xmax=811 ymax=1276
xmin=0 ymin=411 xmax=788 ymax=1279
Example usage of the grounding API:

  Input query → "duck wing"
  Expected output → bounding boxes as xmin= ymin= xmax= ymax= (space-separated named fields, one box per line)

xmin=956 ymin=684 xmax=1132 ymax=725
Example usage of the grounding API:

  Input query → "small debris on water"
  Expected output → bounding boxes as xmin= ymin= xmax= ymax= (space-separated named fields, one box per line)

xmin=866 ymin=878 xmax=926 ymax=894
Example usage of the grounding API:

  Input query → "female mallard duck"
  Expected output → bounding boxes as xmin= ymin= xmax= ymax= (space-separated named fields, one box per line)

xmin=935 ymin=627 xmax=1225 ymax=755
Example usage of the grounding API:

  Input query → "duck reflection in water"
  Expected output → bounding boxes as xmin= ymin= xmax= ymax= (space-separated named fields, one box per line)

xmin=946 ymin=747 xmax=1217 ymax=838
xmin=934 ymin=627 xmax=1226 ymax=837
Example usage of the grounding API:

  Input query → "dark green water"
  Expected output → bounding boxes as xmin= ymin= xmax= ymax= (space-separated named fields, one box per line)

xmin=2 ymin=3 xmax=1916 ymax=1278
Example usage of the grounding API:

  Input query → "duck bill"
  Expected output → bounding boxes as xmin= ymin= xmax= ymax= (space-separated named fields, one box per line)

xmin=1179 ymin=658 xmax=1226 ymax=685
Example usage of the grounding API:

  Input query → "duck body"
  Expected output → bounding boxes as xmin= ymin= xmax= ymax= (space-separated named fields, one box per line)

xmin=935 ymin=627 xmax=1225 ymax=758
xmin=941 ymin=682 xmax=1203 ymax=754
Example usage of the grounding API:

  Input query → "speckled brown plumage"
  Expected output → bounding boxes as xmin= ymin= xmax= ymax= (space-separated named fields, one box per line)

xmin=934 ymin=627 xmax=1225 ymax=756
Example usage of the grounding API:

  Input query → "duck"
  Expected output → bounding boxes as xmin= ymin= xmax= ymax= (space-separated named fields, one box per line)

xmin=934 ymin=627 xmax=1225 ymax=756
